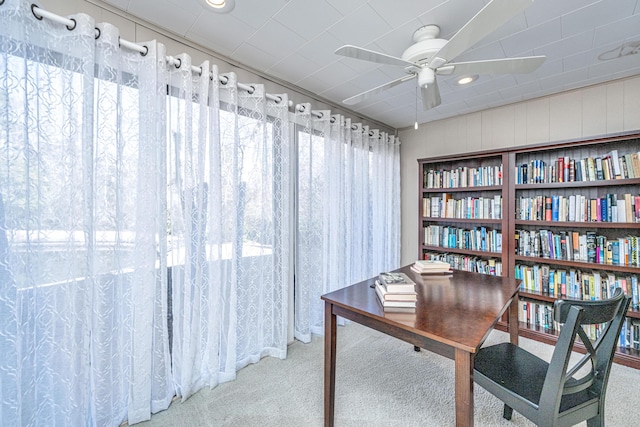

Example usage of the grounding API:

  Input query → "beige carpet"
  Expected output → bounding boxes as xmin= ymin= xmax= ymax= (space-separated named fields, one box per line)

xmin=137 ymin=322 xmax=640 ymax=426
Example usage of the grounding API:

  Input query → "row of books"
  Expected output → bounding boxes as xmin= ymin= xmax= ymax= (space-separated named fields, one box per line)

xmin=422 ymin=194 xmax=502 ymax=220
xmin=516 ymin=194 xmax=640 ymax=223
xmin=423 ymin=252 xmax=502 ymax=276
xmin=423 ymin=225 xmax=502 ymax=253
xmin=519 ymin=300 xmax=640 ymax=349
xmin=515 ymin=149 xmax=640 ymax=184
xmin=515 ymin=229 xmax=640 ymax=267
xmin=375 ymin=272 xmax=417 ymax=312
xmin=423 ymin=164 xmax=503 ymax=189
xmin=515 ymin=263 xmax=640 ymax=308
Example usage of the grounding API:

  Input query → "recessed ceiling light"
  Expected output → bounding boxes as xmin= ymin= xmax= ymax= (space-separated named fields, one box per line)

xmin=457 ymin=75 xmax=478 ymax=85
xmin=206 ymin=0 xmax=235 ymax=13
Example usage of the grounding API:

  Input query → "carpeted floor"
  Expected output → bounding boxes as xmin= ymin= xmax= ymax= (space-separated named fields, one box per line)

xmin=137 ymin=322 xmax=640 ymax=426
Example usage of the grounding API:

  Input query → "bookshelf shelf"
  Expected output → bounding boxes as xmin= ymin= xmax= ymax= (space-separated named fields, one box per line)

xmin=514 ymin=220 xmax=640 ymax=229
xmin=519 ymin=290 xmax=640 ymax=319
xmin=422 ymin=245 xmax=503 ymax=258
xmin=494 ymin=320 xmax=640 ymax=368
xmin=422 ymin=185 xmax=502 ymax=193
xmin=515 ymin=177 xmax=640 ymax=190
xmin=419 ymin=131 xmax=640 ymax=369
xmin=514 ymin=254 xmax=640 ymax=274
xmin=421 ymin=217 xmax=503 ymax=225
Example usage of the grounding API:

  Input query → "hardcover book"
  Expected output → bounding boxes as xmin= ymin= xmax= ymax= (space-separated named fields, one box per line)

xmin=377 ymin=273 xmax=416 ymax=293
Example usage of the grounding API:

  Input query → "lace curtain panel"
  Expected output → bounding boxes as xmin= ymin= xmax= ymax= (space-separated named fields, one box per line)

xmin=0 ymin=0 xmax=399 ymax=425
xmin=0 ymin=1 xmax=173 ymax=424
xmin=294 ymin=107 xmax=401 ymax=342
xmin=166 ymin=59 xmax=291 ymax=400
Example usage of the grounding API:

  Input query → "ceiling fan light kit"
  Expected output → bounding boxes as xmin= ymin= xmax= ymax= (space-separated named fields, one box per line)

xmin=205 ymin=0 xmax=235 ymax=13
xmin=335 ymin=0 xmax=546 ymax=114
xmin=457 ymin=75 xmax=478 ymax=85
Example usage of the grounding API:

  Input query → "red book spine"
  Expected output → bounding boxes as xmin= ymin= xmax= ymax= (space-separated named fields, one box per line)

xmin=558 ymin=157 xmax=564 ymax=182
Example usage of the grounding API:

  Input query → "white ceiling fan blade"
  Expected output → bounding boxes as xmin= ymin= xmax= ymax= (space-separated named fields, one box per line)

xmin=441 ymin=56 xmax=546 ymax=76
xmin=428 ymin=0 xmax=532 ymax=69
xmin=335 ymin=45 xmax=416 ymax=67
xmin=421 ymin=79 xmax=441 ymax=110
xmin=343 ymin=74 xmax=416 ymax=105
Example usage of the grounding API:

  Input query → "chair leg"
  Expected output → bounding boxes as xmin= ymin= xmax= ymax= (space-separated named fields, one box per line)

xmin=503 ymin=404 xmax=513 ymax=420
xmin=586 ymin=414 xmax=603 ymax=427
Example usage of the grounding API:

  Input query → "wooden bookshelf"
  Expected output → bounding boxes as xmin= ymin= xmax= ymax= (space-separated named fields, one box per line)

xmin=418 ymin=152 xmax=509 ymax=277
xmin=418 ymin=131 xmax=640 ymax=369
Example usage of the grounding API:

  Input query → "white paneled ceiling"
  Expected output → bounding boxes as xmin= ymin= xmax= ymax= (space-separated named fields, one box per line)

xmin=101 ymin=0 xmax=640 ymax=129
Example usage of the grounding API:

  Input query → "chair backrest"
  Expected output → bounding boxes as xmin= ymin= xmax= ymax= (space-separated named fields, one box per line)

xmin=538 ymin=288 xmax=631 ymax=418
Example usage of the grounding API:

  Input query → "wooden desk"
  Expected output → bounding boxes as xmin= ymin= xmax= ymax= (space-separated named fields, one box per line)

xmin=321 ymin=266 xmax=520 ymax=427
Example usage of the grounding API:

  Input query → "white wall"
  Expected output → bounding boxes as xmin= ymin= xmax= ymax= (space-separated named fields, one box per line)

xmin=398 ymin=75 xmax=640 ymax=266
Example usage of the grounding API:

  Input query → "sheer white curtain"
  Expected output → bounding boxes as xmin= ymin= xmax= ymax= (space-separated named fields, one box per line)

xmin=167 ymin=62 xmax=292 ymax=399
xmin=0 ymin=0 xmax=172 ymax=425
xmin=294 ymin=106 xmax=401 ymax=342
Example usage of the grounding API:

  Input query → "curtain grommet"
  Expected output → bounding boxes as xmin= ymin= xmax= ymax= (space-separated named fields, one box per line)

xmin=31 ymin=4 xmax=43 ymax=20
xmin=66 ymin=17 xmax=76 ymax=31
xmin=94 ymin=27 xmax=101 ymax=39
xmin=140 ymin=45 xmax=149 ymax=57
xmin=247 ymin=85 xmax=255 ymax=94
xmin=175 ymin=57 xmax=182 ymax=69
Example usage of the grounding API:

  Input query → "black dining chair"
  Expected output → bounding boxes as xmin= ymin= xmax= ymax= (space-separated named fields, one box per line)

xmin=474 ymin=288 xmax=630 ymax=427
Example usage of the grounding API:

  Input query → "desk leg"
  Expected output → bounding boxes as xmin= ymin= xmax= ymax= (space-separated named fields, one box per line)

xmin=324 ymin=302 xmax=336 ymax=427
xmin=454 ymin=348 xmax=474 ymax=427
xmin=508 ymin=294 xmax=519 ymax=345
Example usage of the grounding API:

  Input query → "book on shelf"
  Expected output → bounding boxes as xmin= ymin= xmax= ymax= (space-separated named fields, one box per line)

xmin=377 ymin=272 xmax=416 ymax=293
xmin=411 ymin=259 xmax=452 ymax=275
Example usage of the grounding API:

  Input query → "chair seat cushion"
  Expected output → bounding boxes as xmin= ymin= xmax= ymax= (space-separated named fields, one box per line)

xmin=474 ymin=342 xmax=596 ymax=412
xmin=475 ymin=342 xmax=547 ymax=406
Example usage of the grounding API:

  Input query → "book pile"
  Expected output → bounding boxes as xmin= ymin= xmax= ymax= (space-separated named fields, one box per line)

xmin=375 ymin=272 xmax=417 ymax=312
xmin=411 ymin=259 xmax=453 ymax=275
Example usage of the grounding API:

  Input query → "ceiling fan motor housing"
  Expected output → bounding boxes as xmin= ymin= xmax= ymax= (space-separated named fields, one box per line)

xmin=401 ymin=25 xmax=448 ymax=64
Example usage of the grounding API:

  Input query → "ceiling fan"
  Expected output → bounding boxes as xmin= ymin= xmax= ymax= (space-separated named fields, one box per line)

xmin=335 ymin=0 xmax=546 ymax=110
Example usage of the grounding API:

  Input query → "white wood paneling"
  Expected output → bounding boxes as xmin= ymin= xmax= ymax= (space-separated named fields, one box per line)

xmin=582 ymin=85 xmax=607 ymax=137
xmin=606 ymin=81 xmax=624 ymax=134
xmin=525 ymin=97 xmax=550 ymax=145
xmin=623 ymin=76 xmax=640 ymax=131
xmin=549 ymin=91 xmax=582 ymax=141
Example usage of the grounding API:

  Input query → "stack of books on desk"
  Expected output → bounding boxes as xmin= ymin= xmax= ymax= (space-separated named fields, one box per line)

xmin=375 ymin=272 xmax=417 ymax=312
xmin=411 ymin=259 xmax=453 ymax=275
